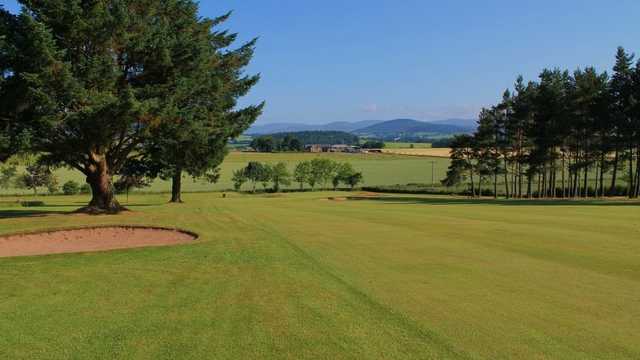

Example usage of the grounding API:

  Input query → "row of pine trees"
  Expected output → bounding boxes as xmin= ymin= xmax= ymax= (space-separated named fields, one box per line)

xmin=444 ymin=47 xmax=640 ymax=199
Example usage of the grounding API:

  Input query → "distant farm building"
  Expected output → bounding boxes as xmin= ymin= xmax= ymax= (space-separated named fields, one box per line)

xmin=305 ymin=144 xmax=359 ymax=153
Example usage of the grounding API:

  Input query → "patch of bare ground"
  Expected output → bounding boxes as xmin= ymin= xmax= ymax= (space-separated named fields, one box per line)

xmin=0 ymin=226 xmax=198 ymax=258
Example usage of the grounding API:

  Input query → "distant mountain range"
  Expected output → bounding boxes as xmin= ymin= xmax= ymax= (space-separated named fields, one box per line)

xmin=246 ymin=120 xmax=382 ymax=135
xmin=246 ymin=118 xmax=476 ymax=138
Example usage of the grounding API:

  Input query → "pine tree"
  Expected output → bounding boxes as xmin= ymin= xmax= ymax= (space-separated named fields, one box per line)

xmin=609 ymin=47 xmax=635 ymax=196
xmin=1 ymin=1 xmax=169 ymax=212
xmin=140 ymin=6 xmax=263 ymax=203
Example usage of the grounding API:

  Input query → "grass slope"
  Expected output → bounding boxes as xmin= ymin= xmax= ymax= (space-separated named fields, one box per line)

xmin=1 ymin=192 xmax=639 ymax=359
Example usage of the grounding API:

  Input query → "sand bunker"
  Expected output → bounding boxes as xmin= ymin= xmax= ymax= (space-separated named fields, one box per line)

xmin=0 ymin=226 xmax=198 ymax=258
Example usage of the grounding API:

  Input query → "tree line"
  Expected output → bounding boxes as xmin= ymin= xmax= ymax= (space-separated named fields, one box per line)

xmin=232 ymin=159 xmax=363 ymax=192
xmin=444 ymin=47 xmax=640 ymax=199
xmin=0 ymin=1 xmax=262 ymax=212
xmin=250 ymin=131 xmax=360 ymax=152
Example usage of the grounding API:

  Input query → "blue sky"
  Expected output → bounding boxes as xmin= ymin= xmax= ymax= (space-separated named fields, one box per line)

xmin=4 ymin=1 xmax=640 ymax=124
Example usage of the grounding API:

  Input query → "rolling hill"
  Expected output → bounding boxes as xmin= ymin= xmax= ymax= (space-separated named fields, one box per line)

xmin=246 ymin=118 xmax=474 ymax=140
xmin=247 ymin=120 xmax=382 ymax=135
xmin=352 ymin=119 xmax=468 ymax=138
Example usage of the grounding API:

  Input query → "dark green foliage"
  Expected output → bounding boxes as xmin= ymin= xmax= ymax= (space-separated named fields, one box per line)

xmin=244 ymin=161 xmax=268 ymax=192
xmin=451 ymin=47 xmax=640 ymax=199
xmin=269 ymin=162 xmax=291 ymax=192
xmin=251 ymin=131 xmax=359 ymax=152
xmin=20 ymin=200 xmax=45 ymax=207
xmin=346 ymin=172 xmax=364 ymax=189
xmin=232 ymin=169 xmax=248 ymax=191
xmin=79 ymin=183 xmax=91 ymax=194
xmin=114 ymin=174 xmax=150 ymax=201
xmin=114 ymin=175 xmax=150 ymax=195
xmin=62 ymin=180 xmax=80 ymax=195
xmin=15 ymin=164 xmax=55 ymax=196
xmin=133 ymin=6 xmax=262 ymax=203
xmin=238 ymin=159 xmax=363 ymax=192
xmin=251 ymin=136 xmax=276 ymax=152
xmin=0 ymin=164 xmax=16 ymax=189
xmin=361 ymin=140 xmax=385 ymax=149
xmin=333 ymin=162 xmax=356 ymax=189
xmin=0 ymin=1 xmax=261 ymax=211
xmin=294 ymin=161 xmax=311 ymax=190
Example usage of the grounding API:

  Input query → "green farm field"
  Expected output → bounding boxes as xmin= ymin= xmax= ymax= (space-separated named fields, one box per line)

xmin=1 ymin=192 xmax=639 ymax=359
xmin=1 ymin=152 xmax=451 ymax=195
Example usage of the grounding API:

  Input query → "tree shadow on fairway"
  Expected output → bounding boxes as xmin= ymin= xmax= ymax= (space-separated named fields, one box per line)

xmin=0 ymin=209 xmax=71 ymax=219
xmin=347 ymin=196 xmax=640 ymax=207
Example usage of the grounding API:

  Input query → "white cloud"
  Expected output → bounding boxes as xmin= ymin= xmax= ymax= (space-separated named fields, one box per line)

xmin=361 ymin=103 xmax=379 ymax=113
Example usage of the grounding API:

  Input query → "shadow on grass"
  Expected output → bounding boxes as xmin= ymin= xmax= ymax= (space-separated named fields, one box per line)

xmin=0 ymin=209 xmax=71 ymax=219
xmin=348 ymin=196 xmax=640 ymax=207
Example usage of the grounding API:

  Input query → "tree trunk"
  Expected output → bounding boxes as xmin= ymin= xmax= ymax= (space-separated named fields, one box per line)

xmin=561 ymin=155 xmax=566 ymax=198
xmin=81 ymin=155 xmax=123 ymax=214
xmin=628 ymin=146 xmax=634 ymax=198
xmin=494 ymin=170 xmax=498 ymax=199
xmin=504 ymin=162 xmax=510 ymax=199
xmin=599 ymin=153 xmax=605 ymax=197
xmin=610 ymin=149 xmax=619 ymax=195
xmin=519 ymin=163 xmax=523 ymax=198
xmin=171 ymin=167 xmax=183 ymax=203
xmin=583 ymin=165 xmax=588 ymax=198
xmin=635 ymin=147 xmax=640 ymax=197
xmin=469 ymin=169 xmax=475 ymax=197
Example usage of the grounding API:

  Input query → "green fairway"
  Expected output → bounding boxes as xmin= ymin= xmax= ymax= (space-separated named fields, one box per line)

xmin=1 ymin=192 xmax=639 ymax=359
xmin=1 ymin=152 xmax=451 ymax=195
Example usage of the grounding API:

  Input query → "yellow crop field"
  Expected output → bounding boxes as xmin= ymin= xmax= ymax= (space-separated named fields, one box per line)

xmin=382 ymin=148 xmax=451 ymax=158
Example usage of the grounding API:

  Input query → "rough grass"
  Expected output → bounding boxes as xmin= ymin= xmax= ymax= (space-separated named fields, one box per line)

xmin=0 ymin=192 xmax=639 ymax=359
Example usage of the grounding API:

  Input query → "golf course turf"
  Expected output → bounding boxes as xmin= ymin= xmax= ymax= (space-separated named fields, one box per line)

xmin=0 ymin=192 xmax=638 ymax=359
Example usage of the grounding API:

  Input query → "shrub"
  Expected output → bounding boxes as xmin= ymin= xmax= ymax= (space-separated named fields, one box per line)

xmin=80 ymin=184 xmax=91 ymax=194
xmin=62 ymin=181 xmax=80 ymax=195
xmin=21 ymin=200 xmax=45 ymax=207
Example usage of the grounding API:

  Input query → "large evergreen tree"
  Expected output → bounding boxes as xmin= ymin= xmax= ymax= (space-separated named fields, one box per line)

xmin=0 ymin=1 xmax=261 ymax=211
xmin=140 ymin=7 xmax=262 ymax=203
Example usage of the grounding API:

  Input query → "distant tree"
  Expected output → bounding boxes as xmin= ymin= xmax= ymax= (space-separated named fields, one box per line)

xmin=609 ymin=47 xmax=636 ymax=197
xmin=361 ymin=140 xmax=386 ymax=149
xmin=293 ymin=161 xmax=311 ymax=190
xmin=333 ymin=162 xmax=356 ymax=190
xmin=15 ymin=164 xmax=55 ymax=197
xmin=0 ymin=164 xmax=16 ymax=189
xmin=442 ymin=134 xmax=477 ymax=194
xmin=309 ymin=158 xmax=337 ymax=190
xmin=62 ymin=181 xmax=80 ymax=196
xmin=251 ymin=137 xmax=276 ymax=152
xmin=270 ymin=162 xmax=291 ymax=192
xmin=346 ymin=172 xmax=364 ymax=190
xmin=289 ymin=138 xmax=303 ymax=152
xmin=114 ymin=175 xmax=151 ymax=202
xmin=46 ymin=175 xmax=59 ymax=194
xmin=252 ymin=131 xmax=359 ymax=149
xmin=232 ymin=169 xmax=248 ymax=192
xmin=259 ymin=164 xmax=273 ymax=190
xmin=244 ymin=161 xmax=268 ymax=192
